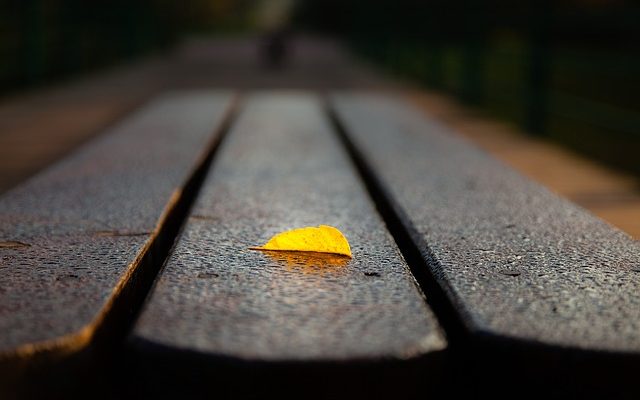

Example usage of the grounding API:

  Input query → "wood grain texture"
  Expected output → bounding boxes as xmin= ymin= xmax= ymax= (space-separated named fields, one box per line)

xmin=332 ymin=93 xmax=640 ymax=354
xmin=131 ymin=93 xmax=445 ymax=362
xmin=0 ymin=91 xmax=233 ymax=360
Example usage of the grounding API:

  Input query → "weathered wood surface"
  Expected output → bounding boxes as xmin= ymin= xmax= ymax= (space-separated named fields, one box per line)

xmin=131 ymin=93 xmax=445 ymax=362
xmin=3 ymin=88 xmax=639 ymax=398
xmin=331 ymin=93 xmax=640 ymax=354
xmin=0 ymin=91 xmax=234 ymax=359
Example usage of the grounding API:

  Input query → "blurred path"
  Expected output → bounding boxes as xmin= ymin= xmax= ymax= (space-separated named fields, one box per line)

xmin=0 ymin=35 xmax=638 ymax=238
xmin=0 ymin=36 xmax=397 ymax=193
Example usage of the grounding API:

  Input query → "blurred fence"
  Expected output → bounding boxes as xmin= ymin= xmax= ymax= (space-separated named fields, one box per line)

xmin=0 ymin=0 xmax=175 ymax=90
xmin=0 ymin=0 xmax=250 ymax=92
xmin=295 ymin=0 xmax=640 ymax=176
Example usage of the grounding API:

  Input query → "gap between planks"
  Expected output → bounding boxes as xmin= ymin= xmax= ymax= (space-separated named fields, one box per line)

xmin=1 ymin=96 xmax=241 ymax=368
xmin=325 ymin=98 xmax=467 ymax=347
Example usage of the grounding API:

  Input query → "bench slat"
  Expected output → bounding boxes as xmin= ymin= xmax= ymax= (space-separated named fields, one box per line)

xmin=0 ymin=91 xmax=234 ymax=358
xmin=131 ymin=93 xmax=445 ymax=361
xmin=332 ymin=93 xmax=640 ymax=353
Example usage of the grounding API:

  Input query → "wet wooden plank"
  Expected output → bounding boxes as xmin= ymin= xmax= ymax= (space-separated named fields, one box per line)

xmin=331 ymin=93 xmax=640 ymax=355
xmin=131 ymin=93 xmax=445 ymax=364
xmin=0 ymin=91 xmax=234 ymax=360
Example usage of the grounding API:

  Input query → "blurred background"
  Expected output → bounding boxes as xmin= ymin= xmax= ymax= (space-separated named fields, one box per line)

xmin=0 ymin=0 xmax=638 ymax=235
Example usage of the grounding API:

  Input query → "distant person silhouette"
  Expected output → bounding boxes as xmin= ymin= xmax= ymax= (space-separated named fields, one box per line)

xmin=262 ymin=28 xmax=289 ymax=70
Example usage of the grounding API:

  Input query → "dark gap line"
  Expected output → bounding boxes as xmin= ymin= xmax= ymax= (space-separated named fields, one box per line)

xmin=324 ymin=98 xmax=640 ymax=399
xmin=90 ymin=96 xmax=242 ymax=350
xmin=326 ymin=97 xmax=639 ymax=399
xmin=11 ymin=96 xmax=242 ymax=398
xmin=325 ymin=99 xmax=468 ymax=346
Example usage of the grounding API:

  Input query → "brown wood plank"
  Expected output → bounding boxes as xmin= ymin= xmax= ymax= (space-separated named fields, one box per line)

xmin=0 ymin=91 xmax=234 ymax=364
xmin=131 ymin=93 xmax=445 ymax=364
xmin=331 ymin=92 xmax=640 ymax=396
xmin=332 ymin=93 xmax=640 ymax=353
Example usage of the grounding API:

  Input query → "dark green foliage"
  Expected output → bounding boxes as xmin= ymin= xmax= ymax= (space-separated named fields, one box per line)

xmin=294 ymin=0 xmax=640 ymax=176
xmin=0 ymin=0 xmax=215 ymax=91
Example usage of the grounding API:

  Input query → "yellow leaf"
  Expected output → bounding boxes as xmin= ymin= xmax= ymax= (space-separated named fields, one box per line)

xmin=250 ymin=225 xmax=352 ymax=258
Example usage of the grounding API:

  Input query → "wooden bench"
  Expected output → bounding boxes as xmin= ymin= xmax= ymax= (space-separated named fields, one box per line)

xmin=0 ymin=91 xmax=638 ymax=398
